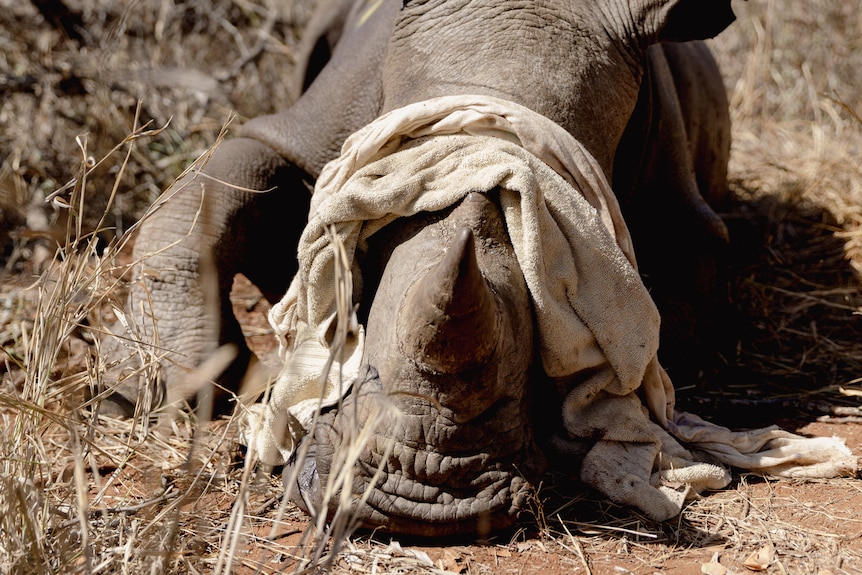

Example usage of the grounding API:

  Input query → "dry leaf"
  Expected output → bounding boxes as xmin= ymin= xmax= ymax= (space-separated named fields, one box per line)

xmin=439 ymin=548 xmax=464 ymax=573
xmin=701 ymin=552 xmax=727 ymax=575
xmin=743 ymin=546 xmax=774 ymax=571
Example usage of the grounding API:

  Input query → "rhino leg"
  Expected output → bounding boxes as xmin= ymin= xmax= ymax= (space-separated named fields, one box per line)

xmin=100 ymin=138 xmax=311 ymax=416
xmin=239 ymin=0 xmax=396 ymax=178
xmin=613 ymin=41 xmax=732 ymax=381
xmin=288 ymin=0 xmax=357 ymax=102
xmin=288 ymin=193 xmax=546 ymax=537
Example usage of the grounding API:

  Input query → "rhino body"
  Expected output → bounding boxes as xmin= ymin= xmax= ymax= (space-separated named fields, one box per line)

xmin=103 ymin=0 xmax=736 ymax=535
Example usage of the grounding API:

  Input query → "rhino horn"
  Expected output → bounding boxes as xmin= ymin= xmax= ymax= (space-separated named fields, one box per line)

xmin=398 ymin=227 xmax=500 ymax=372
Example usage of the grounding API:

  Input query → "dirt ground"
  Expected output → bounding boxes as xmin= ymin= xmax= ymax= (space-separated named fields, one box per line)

xmin=2 ymin=0 xmax=862 ymax=574
xmin=225 ymin=277 xmax=862 ymax=575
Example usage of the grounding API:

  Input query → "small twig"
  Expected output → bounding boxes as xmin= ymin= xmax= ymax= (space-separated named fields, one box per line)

xmin=557 ymin=515 xmax=592 ymax=575
xmin=56 ymin=485 xmax=177 ymax=529
xmin=816 ymin=415 xmax=862 ymax=424
xmin=564 ymin=520 xmax=659 ymax=540
xmin=216 ymin=3 xmax=279 ymax=82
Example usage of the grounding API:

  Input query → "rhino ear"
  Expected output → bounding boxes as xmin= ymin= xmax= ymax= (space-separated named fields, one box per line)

xmin=657 ymin=0 xmax=738 ymax=42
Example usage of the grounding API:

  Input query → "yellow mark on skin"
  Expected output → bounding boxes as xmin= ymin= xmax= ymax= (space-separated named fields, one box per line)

xmin=358 ymin=0 xmax=384 ymax=27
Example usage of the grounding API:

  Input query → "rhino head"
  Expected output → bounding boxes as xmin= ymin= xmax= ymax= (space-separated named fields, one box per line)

xmin=292 ymin=192 xmax=546 ymax=537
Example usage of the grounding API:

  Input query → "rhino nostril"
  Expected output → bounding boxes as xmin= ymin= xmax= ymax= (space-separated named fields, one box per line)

xmin=284 ymin=442 xmax=322 ymax=516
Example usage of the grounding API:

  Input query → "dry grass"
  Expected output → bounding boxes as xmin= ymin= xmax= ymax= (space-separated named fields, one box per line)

xmin=0 ymin=0 xmax=314 ymax=270
xmin=0 ymin=114 xmax=392 ymax=574
xmin=2 ymin=0 xmax=862 ymax=573
xmin=679 ymin=0 xmax=862 ymax=420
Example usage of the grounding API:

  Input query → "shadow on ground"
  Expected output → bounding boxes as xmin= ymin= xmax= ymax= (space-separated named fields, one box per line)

xmin=675 ymin=180 xmax=862 ymax=429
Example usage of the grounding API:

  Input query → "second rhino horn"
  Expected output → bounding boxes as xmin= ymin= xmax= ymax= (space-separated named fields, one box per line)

xmin=397 ymin=227 xmax=500 ymax=372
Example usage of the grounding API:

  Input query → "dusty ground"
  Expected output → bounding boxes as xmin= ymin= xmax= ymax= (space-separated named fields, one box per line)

xmin=2 ymin=0 xmax=862 ymax=573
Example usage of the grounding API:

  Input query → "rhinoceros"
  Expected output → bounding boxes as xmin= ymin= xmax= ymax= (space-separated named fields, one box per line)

xmin=102 ymin=0 xmax=730 ymax=416
xmin=99 ymin=0 xmax=855 ymax=537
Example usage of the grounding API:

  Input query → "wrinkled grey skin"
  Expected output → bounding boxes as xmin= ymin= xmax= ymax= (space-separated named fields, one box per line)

xmin=101 ymin=0 xmax=735 ymax=536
